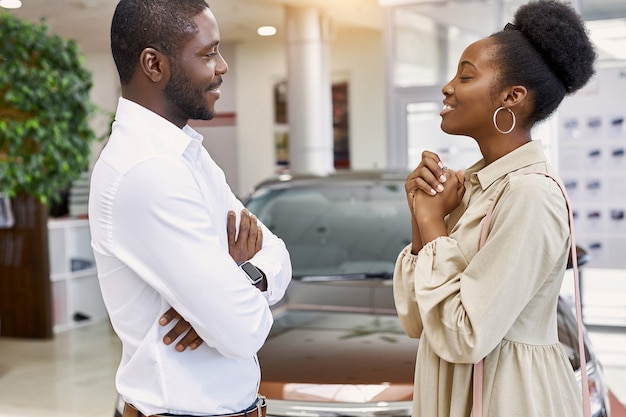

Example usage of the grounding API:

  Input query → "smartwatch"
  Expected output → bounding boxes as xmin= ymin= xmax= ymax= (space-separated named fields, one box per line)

xmin=239 ymin=261 xmax=264 ymax=285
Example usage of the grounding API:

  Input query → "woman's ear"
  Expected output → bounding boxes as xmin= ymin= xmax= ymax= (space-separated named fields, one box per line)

xmin=139 ymin=47 xmax=169 ymax=83
xmin=503 ymin=85 xmax=528 ymax=107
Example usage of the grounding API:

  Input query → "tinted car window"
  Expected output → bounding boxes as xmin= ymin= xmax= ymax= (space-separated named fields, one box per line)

xmin=246 ymin=181 xmax=412 ymax=278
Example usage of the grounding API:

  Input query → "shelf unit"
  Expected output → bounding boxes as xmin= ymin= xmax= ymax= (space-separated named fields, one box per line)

xmin=48 ymin=218 xmax=107 ymax=332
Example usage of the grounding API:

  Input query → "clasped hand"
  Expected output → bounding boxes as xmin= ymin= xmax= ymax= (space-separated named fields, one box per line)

xmin=159 ymin=209 xmax=263 ymax=352
xmin=406 ymin=151 xmax=465 ymax=249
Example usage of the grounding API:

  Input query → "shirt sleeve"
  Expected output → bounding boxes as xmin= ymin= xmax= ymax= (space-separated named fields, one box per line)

xmin=411 ymin=174 xmax=569 ymax=363
xmin=111 ymin=157 xmax=279 ymax=360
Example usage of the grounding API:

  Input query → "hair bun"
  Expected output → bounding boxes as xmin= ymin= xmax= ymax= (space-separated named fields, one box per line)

xmin=513 ymin=0 xmax=596 ymax=93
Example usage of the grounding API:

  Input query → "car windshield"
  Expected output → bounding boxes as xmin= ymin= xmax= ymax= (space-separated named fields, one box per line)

xmin=245 ymin=180 xmax=411 ymax=279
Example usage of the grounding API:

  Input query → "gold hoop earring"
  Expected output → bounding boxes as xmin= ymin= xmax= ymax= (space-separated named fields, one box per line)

xmin=493 ymin=107 xmax=516 ymax=134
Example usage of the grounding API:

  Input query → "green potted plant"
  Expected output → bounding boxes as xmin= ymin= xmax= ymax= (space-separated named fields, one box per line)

xmin=0 ymin=13 xmax=97 ymax=338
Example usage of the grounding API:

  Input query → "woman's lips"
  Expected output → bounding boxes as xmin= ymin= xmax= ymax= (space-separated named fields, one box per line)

xmin=440 ymin=103 xmax=454 ymax=117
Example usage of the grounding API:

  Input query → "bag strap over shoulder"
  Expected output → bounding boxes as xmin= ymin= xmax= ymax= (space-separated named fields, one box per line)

xmin=472 ymin=171 xmax=590 ymax=417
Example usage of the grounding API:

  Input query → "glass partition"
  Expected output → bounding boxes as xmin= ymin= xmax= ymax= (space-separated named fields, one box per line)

xmin=383 ymin=0 xmax=626 ymax=171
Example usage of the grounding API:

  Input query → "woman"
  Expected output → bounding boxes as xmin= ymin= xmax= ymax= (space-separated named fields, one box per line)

xmin=393 ymin=1 xmax=596 ymax=416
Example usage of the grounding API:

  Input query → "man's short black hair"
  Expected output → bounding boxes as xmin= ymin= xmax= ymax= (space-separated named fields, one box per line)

xmin=111 ymin=0 xmax=210 ymax=85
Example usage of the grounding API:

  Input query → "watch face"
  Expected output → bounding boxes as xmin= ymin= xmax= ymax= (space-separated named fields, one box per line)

xmin=241 ymin=262 xmax=263 ymax=284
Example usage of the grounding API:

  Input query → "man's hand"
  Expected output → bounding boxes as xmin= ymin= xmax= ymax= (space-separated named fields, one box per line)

xmin=160 ymin=307 xmax=203 ymax=352
xmin=161 ymin=209 xmax=266 ymax=351
xmin=227 ymin=209 xmax=263 ymax=264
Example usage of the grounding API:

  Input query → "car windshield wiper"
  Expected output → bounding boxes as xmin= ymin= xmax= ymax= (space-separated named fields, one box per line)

xmin=297 ymin=272 xmax=393 ymax=282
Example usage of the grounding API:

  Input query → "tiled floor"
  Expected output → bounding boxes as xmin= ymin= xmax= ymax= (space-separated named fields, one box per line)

xmin=0 ymin=321 xmax=120 ymax=417
xmin=0 ymin=320 xmax=624 ymax=417
xmin=0 ymin=267 xmax=624 ymax=417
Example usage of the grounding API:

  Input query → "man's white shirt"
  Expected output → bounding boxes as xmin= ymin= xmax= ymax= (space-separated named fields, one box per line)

xmin=89 ymin=98 xmax=291 ymax=416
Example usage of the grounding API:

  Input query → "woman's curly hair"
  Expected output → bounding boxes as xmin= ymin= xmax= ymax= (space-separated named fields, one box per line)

xmin=490 ymin=0 xmax=596 ymax=126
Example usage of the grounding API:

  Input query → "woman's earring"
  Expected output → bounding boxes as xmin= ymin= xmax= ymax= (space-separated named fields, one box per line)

xmin=493 ymin=106 xmax=516 ymax=134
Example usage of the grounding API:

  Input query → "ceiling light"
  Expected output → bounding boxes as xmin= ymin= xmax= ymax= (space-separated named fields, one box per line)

xmin=257 ymin=26 xmax=277 ymax=37
xmin=0 ymin=0 xmax=22 ymax=9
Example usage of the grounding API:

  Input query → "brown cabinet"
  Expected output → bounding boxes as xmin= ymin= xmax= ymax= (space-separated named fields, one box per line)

xmin=0 ymin=193 xmax=52 ymax=339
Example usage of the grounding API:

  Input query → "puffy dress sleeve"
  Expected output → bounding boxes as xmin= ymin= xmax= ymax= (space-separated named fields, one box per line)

xmin=393 ymin=238 xmax=469 ymax=340
xmin=392 ymin=245 xmax=423 ymax=338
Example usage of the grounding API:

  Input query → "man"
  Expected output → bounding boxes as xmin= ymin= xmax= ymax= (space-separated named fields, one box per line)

xmin=89 ymin=1 xmax=292 ymax=416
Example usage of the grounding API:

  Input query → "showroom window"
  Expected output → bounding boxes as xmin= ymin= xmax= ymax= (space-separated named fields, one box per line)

xmin=382 ymin=0 xmax=626 ymax=171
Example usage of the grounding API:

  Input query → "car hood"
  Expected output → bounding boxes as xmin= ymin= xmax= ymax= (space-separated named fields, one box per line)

xmin=258 ymin=307 xmax=417 ymax=402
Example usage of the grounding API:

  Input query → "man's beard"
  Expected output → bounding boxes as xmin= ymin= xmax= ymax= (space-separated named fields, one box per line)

xmin=164 ymin=64 xmax=216 ymax=121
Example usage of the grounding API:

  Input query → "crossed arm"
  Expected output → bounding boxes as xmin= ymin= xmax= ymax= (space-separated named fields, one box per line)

xmin=160 ymin=208 xmax=265 ymax=352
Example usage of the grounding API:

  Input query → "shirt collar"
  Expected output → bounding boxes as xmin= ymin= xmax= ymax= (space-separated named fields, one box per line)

xmin=466 ymin=140 xmax=547 ymax=190
xmin=115 ymin=97 xmax=204 ymax=157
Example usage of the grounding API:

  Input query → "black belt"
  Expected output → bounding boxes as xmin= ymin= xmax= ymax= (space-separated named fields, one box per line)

xmin=123 ymin=396 xmax=267 ymax=417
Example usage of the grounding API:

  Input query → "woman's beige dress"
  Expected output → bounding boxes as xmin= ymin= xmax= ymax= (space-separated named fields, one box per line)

xmin=394 ymin=141 xmax=583 ymax=417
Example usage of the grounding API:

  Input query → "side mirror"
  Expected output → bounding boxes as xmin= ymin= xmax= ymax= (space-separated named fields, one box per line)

xmin=566 ymin=245 xmax=589 ymax=270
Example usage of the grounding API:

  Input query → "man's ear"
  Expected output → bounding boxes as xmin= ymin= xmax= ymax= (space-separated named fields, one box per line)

xmin=139 ymin=47 xmax=169 ymax=83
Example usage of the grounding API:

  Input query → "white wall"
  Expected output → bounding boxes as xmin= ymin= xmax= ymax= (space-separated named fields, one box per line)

xmin=235 ymin=27 xmax=386 ymax=194
xmin=330 ymin=28 xmax=386 ymax=172
xmin=235 ymin=37 xmax=287 ymax=195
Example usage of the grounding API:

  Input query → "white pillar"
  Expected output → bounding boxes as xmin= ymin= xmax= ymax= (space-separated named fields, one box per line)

xmin=285 ymin=6 xmax=334 ymax=175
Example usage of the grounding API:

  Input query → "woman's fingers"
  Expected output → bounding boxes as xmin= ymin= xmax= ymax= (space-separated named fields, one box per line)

xmin=406 ymin=152 xmax=448 ymax=196
xmin=422 ymin=151 xmax=447 ymax=182
xmin=407 ymin=166 xmax=445 ymax=195
xmin=412 ymin=174 xmax=440 ymax=196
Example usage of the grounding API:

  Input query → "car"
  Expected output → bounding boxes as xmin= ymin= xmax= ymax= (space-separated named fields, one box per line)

xmin=114 ymin=170 xmax=611 ymax=417
xmin=242 ymin=170 xmax=611 ymax=417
